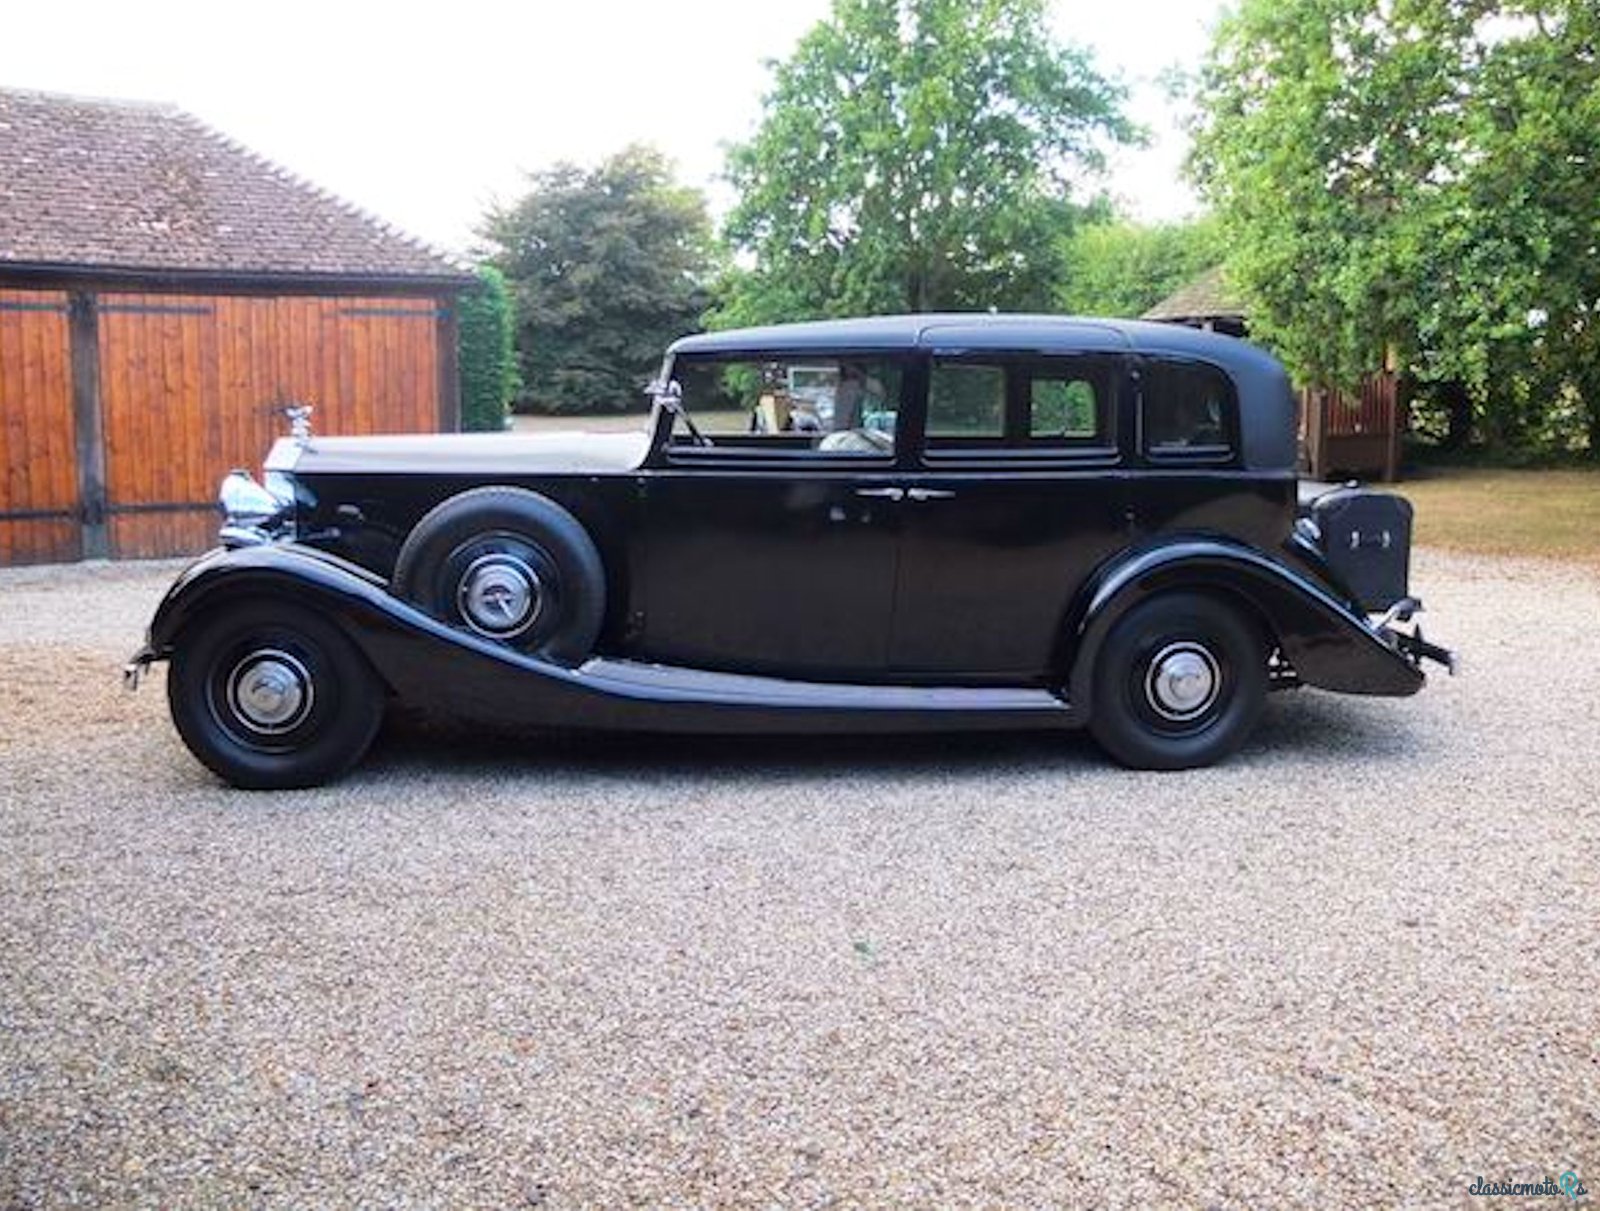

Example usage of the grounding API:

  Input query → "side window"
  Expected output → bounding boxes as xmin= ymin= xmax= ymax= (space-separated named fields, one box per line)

xmin=928 ymin=363 xmax=1005 ymax=440
xmin=1142 ymin=361 xmax=1234 ymax=457
xmin=1028 ymin=364 xmax=1111 ymax=445
xmin=928 ymin=357 xmax=1116 ymax=453
xmin=668 ymin=356 xmax=901 ymax=456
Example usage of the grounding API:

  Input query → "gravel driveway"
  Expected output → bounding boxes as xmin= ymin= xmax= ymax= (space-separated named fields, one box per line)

xmin=1 ymin=551 xmax=1595 ymax=1207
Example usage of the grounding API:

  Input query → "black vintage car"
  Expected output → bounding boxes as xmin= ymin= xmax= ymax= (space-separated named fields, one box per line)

xmin=128 ymin=315 xmax=1453 ymax=788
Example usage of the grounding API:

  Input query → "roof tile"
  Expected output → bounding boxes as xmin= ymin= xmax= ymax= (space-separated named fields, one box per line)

xmin=0 ymin=88 xmax=468 ymax=281
xmin=1142 ymin=265 xmax=1248 ymax=323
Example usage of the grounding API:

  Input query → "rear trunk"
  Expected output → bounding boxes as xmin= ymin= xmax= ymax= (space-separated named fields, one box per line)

xmin=1305 ymin=486 xmax=1413 ymax=612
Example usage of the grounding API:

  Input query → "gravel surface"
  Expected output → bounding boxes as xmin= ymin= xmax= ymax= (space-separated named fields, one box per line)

xmin=1 ymin=551 xmax=1596 ymax=1207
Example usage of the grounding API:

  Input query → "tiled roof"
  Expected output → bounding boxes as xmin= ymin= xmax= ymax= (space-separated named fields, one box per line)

xmin=0 ymin=87 xmax=470 ymax=281
xmin=1142 ymin=265 xmax=1247 ymax=322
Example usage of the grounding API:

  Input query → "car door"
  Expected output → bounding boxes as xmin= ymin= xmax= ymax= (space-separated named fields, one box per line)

xmin=886 ymin=352 xmax=1132 ymax=681
xmin=634 ymin=354 xmax=908 ymax=681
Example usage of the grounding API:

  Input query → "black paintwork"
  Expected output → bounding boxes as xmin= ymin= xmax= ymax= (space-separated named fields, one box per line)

xmin=138 ymin=314 xmax=1435 ymax=734
xmin=142 ymin=545 xmax=1078 ymax=733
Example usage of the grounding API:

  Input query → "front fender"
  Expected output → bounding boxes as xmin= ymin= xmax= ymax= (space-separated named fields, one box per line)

xmin=1065 ymin=539 xmax=1425 ymax=710
xmin=143 ymin=543 xmax=393 ymax=657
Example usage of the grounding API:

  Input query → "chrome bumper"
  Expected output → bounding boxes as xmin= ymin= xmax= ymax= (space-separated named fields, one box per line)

xmin=124 ymin=645 xmax=157 ymax=691
xmin=1373 ymin=597 xmax=1457 ymax=675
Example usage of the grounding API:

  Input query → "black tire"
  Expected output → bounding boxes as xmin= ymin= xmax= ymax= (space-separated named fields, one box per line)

xmin=391 ymin=487 xmax=605 ymax=665
xmin=168 ymin=601 xmax=385 ymax=789
xmin=1088 ymin=592 xmax=1267 ymax=771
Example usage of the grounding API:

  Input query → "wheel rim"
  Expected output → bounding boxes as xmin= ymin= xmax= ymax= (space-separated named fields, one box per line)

xmin=224 ymin=648 xmax=314 ymax=736
xmin=1143 ymin=641 xmax=1222 ymax=723
xmin=456 ymin=552 xmax=543 ymax=639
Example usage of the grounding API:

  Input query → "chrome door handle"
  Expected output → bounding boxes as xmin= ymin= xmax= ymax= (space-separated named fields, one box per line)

xmin=906 ymin=487 xmax=955 ymax=502
xmin=854 ymin=487 xmax=905 ymax=501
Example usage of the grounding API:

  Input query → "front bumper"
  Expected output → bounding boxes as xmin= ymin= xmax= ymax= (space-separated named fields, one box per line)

xmin=124 ymin=646 xmax=155 ymax=690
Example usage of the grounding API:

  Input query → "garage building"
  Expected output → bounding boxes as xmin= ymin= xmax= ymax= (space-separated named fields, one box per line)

xmin=0 ymin=87 xmax=473 ymax=565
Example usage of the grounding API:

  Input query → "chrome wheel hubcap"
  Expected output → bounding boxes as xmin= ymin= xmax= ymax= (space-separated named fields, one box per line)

xmin=1145 ymin=642 xmax=1221 ymax=722
xmin=457 ymin=554 xmax=542 ymax=639
xmin=226 ymin=649 xmax=313 ymax=734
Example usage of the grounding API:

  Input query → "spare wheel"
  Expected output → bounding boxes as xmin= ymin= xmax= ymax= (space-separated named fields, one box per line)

xmin=391 ymin=486 xmax=605 ymax=665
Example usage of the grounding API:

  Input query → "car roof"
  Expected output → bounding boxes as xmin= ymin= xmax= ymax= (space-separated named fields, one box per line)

xmin=669 ymin=312 xmax=1299 ymax=472
xmin=669 ymin=313 xmax=1276 ymax=370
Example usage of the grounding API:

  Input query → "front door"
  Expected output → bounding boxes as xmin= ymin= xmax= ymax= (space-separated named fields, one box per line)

xmin=636 ymin=352 xmax=909 ymax=680
xmin=887 ymin=353 xmax=1131 ymax=680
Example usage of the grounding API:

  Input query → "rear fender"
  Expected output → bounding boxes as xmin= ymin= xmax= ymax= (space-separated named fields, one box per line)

xmin=1064 ymin=539 xmax=1424 ymax=712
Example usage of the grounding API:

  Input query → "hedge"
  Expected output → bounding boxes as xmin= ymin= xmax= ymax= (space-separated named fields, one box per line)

xmin=457 ymin=266 xmax=518 ymax=432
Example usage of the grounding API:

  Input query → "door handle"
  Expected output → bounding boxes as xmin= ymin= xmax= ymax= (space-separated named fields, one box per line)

xmin=906 ymin=488 xmax=955 ymax=502
xmin=854 ymin=487 xmax=905 ymax=501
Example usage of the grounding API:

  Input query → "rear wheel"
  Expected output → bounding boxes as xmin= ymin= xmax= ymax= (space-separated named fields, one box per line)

xmin=1088 ymin=592 xmax=1267 ymax=770
xmin=168 ymin=602 xmax=385 ymax=789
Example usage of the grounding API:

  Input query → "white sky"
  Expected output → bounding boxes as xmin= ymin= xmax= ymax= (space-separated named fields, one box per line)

xmin=1 ymin=0 xmax=1228 ymax=257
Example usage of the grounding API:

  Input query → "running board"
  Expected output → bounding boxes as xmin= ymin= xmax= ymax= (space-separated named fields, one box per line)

xmin=575 ymin=657 xmax=1077 ymax=727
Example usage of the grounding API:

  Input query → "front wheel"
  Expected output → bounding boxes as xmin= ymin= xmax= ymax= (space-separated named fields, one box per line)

xmin=167 ymin=602 xmax=385 ymax=789
xmin=1088 ymin=592 xmax=1267 ymax=771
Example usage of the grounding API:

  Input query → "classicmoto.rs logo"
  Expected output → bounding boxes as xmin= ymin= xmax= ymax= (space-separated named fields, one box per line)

xmin=1467 ymin=1171 xmax=1587 ymax=1201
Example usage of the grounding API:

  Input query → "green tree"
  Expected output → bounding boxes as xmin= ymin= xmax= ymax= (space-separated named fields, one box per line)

xmin=1459 ymin=1 xmax=1600 ymax=455
xmin=482 ymin=145 xmax=714 ymax=414
xmin=1189 ymin=0 xmax=1600 ymax=456
xmin=455 ymin=266 xmax=518 ymax=432
xmin=717 ymin=0 xmax=1138 ymax=326
xmin=1056 ymin=217 xmax=1227 ymax=318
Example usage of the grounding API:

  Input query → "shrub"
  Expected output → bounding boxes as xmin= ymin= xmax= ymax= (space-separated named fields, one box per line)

xmin=456 ymin=266 xmax=518 ymax=432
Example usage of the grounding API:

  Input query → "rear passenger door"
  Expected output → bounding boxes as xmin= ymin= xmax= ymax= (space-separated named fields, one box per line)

xmin=887 ymin=354 xmax=1131 ymax=680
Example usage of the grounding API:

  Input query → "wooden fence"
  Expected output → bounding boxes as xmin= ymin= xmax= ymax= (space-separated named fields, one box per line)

xmin=1298 ymin=372 xmax=1404 ymax=482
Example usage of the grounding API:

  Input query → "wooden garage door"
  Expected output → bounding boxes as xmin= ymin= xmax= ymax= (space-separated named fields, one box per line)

xmin=0 ymin=289 xmax=79 ymax=565
xmin=98 ymin=294 xmax=441 ymax=558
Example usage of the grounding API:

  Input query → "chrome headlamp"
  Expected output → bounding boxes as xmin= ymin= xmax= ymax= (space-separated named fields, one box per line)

xmin=218 ymin=469 xmax=295 ymax=548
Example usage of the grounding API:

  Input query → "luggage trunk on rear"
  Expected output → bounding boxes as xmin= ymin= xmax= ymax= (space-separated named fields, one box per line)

xmin=1308 ymin=487 xmax=1413 ymax=612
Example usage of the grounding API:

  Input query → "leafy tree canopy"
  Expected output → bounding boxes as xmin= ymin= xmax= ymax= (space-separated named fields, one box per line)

xmin=716 ymin=0 xmax=1139 ymax=326
xmin=1056 ymin=217 xmax=1227 ymax=318
xmin=1190 ymin=0 xmax=1600 ymax=454
xmin=481 ymin=145 xmax=714 ymax=414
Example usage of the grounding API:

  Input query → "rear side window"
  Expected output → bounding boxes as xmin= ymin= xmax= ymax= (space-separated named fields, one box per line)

xmin=1029 ymin=370 xmax=1105 ymax=443
xmin=928 ymin=364 xmax=1006 ymax=439
xmin=1141 ymin=361 xmax=1234 ymax=458
xmin=926 ymin=357 xmax=1116 ymax=454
